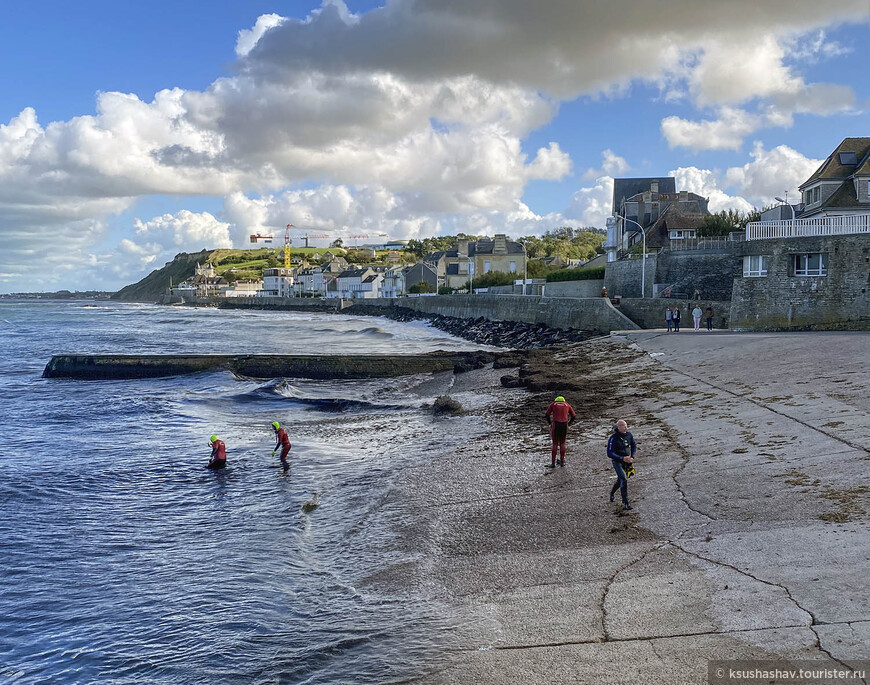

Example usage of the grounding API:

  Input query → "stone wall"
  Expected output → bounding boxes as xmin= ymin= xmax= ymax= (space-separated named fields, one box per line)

xmin=348 ymin=295 xmax=640 ymax=333
xmin=604 ymin=250 xmax=739 ymax=301
xmin=730 ymin=234 xmax=870 ymax=330
xmin=655 ymin=251 xmax=742 ymax=301
xmin=603 ymin=255 xmax=656 ymax=299
xmin=540 ymin=279 xmax=606 ymax=298
xmin=615 ymin=298 xmax=732 ymax=330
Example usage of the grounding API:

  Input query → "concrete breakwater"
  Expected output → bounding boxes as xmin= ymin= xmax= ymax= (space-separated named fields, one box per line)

xmin=42 ymin=351 xmax=495 ymax=381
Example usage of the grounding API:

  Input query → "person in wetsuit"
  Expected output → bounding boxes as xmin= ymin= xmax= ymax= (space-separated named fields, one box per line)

xmin=545 ymin=395 xmax=576 ymax=468
xmin=272 ymin=421 xmax=291 ymax=473
xmin=607 ymin=420 xmax=636 ymax=510
xmin=207 ymin=435 xmax=227 ymax=469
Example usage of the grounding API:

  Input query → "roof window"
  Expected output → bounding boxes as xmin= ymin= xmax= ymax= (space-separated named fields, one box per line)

xmin=839 ymin=151 xmax=858 ymax=165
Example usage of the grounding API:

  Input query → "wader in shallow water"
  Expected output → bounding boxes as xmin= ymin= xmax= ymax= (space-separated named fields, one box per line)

xmin=207 ymin=436 xmax=226 ymax=469
xmin=272 ymin=421 xmax=291 ymax=473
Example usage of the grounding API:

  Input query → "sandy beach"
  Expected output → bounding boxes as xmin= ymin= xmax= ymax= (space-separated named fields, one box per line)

xmin=372 ymin=331 xmax=870 ymax=684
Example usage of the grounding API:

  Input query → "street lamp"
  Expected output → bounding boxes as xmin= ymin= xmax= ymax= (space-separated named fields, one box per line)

xmin=774 ymin=196 xmax=795 ymax=221
xmin=519 ymin=241 xmax=528 ymax=296
xmin=619 ymin=215 xmax=648 ymax=299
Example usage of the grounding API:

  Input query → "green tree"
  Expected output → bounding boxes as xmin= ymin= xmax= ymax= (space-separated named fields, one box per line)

xmin=407 ymin=281 xmax=435 ymax=294
xmin=266 ymin=253 xmax=279 ymax=268
xmin=330 ymin=238 xmax=344 ymax=249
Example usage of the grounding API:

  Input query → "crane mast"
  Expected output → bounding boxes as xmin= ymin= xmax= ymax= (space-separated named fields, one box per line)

xmin=284 ymin=224 xmax=294 ymax=268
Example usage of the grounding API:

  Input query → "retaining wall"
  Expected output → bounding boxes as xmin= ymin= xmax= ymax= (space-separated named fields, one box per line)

xmin=615 ymin=298 xmax=732 ymax=330
xmin=540 ymin=279 xmax=606 ymax=298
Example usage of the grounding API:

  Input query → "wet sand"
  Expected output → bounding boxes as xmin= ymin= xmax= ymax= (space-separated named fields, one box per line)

xmin=374 ymin=331 xmax=870 ymax=684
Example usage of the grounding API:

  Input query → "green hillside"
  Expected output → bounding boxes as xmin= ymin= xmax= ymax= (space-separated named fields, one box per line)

xmin=111 ymin=246 xmax=354 ymax=302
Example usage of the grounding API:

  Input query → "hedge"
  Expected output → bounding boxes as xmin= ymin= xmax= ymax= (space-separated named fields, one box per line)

xmin=545 ymin=265 xmax=605 ymax=282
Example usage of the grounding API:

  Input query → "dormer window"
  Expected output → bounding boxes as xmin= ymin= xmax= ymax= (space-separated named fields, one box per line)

xmin=805 ymin=185 xmax=822 ymax=204
xmin=839 ymin=151 xmax=857 ymax=165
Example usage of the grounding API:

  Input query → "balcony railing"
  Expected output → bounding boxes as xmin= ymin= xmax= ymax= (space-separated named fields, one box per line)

xmin=746 ymin=214 xmax=870 ymax=241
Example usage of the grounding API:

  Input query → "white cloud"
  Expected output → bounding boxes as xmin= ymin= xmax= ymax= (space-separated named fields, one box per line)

xmin=724 ymin=142 xmax=822 ymax=206
xmin=582 ymin=149 xmax=630 ymax=181
xmin=662 ymin=108 xmax=759 ymax=151
xmin=235 ymin=14 xmax=285 ymax=57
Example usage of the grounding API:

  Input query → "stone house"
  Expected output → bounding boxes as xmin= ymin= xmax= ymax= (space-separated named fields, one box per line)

xmin=426 ymin=234 xmax=526 ymax=289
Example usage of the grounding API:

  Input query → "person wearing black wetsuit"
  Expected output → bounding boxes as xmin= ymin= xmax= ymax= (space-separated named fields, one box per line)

xmin=607 ymin=420 xmax=636 ymax=510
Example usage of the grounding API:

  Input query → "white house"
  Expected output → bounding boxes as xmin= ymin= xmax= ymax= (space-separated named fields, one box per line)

xmin=260 ymin=268 xmax=294 ymax=298
xmin=221 ymin=280 xmax=263 ymax=298
xmin=328 ymin=267 xmax=384 ymax=299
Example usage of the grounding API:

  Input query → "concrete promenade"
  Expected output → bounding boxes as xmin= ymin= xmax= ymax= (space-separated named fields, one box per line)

xmin=390 ymin=331 xmax=869 ymax=683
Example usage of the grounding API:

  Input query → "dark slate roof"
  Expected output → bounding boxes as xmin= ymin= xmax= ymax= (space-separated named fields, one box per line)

xmin=337 ymin=267 xmax=372 ymax=279
xmin=362 ymin=274 xmax=379 ymax=283
xmin=612 ymin=177 xmax=676 ymax=214
xmin=801 ymin=137 xmax=870 ymax=187
xmin=473 ymin=238 xmax=524 ymax=255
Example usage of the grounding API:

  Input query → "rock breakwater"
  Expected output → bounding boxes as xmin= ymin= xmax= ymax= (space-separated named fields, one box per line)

xmin=347 ymin=304 xmax=596 ymax=349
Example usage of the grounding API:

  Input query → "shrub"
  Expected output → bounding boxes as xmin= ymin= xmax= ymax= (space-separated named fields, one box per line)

xmin=408 ymin=281 xmax=435 ymax=294
xmin=438 ymin=286 xmax=456 ymax=295
xmin=545 ymin=265 xmax=605 ymax=282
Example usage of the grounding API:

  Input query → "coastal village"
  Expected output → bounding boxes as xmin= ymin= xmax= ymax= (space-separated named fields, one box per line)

xmin=163 ymin=136 xmax=870 ymax=332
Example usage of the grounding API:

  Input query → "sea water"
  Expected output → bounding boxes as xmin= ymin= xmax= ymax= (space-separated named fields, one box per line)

xmin=0 ymin=301 xmax=479 ymax=683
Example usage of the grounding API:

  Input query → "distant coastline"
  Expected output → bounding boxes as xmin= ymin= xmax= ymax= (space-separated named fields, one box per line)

xmin=0 ymin=290 xmax=114 ymax=300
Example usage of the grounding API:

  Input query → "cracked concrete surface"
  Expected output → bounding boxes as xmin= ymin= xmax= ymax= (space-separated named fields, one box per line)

xmin=378 ymin=331 xmax=869 ymax=684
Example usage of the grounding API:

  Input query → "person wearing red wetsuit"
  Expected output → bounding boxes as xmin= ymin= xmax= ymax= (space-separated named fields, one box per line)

xmin=207 ymin=435 xmax=226 ymax=469
xmin=272 ymin=421 xmax=291 ymax=473
xmin=545 ymin=396 xmax=576 ymax=467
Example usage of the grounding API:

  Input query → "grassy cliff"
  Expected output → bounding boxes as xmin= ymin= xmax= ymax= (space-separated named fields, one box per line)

xmin=112 ymin=250 xmax=213 ymax=302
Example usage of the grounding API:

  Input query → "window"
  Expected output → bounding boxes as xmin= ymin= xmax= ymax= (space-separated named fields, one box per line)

xmin=743 ymin=255 xmax=768 ymax=277
xmin=814 ymin=186 xmax=821 ymax=203
xmin=670 ymin=229 xmax=697 ymax=239
xmin=483 ymin=261 xmax=491 ymax=273
xmin=793 ymin=253 xmax=828 ymax=277
xmin=839 ymin=151 xmax=857 ymax=165
xmin=509 ymin=261 xmax=517 ymax=273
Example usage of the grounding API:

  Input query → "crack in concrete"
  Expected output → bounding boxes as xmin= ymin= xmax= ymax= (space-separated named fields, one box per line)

xmin=668 ymin=541 xmax=856 ymax=672
xmin=601 ymin=542 xmax=666 ymax=642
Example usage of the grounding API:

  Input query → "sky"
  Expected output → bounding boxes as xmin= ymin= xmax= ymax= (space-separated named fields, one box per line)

xmin=1 ymin=0 xmax=868 ymax=293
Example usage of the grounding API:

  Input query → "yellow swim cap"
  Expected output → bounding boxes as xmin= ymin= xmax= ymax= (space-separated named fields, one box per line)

xmin=555 ymin=396 xmax=565 ymax=402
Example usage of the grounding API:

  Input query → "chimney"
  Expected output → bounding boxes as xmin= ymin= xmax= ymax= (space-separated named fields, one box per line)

xmin=650 ymin=180 xmax=659 ymax=194
xmin=679 ymin=190 xmax=688 ymax=201
xmin=457 ymin=239 xmax=469 ymax=258
xmin=493 ymin=234 xmax=507 ymax=254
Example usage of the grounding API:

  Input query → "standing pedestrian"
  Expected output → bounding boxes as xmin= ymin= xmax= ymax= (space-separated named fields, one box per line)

xmin=665 ymin=307 xmax=673 ymax=332
xmin=607 ymin=420 xmax=636 ymax=511
xmin=272 ymin=421 xmax=291 ymax=473
xmin=672 ymin=307 xmax=681 ymax=332
xmin=545 ymin=395 xmax=576 ymax=468
xmin=705 ymin=305 xmax=714 ymax=331
xmin=692 ymin=305 xmax=703 ymax=331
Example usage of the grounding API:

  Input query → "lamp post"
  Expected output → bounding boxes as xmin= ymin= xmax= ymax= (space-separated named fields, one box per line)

xmin=520 ymin=241 xmax=528 ymax=296
xmin=619 ymin=215 xmax=648 ymax=298
xmin=774 ymin=196 xmax=795 ymax=221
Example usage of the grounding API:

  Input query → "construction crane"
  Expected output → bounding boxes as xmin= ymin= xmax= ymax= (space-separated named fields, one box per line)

xmin=300 ymin=233 xmax=330 ymax=248
xmin=284 ymin=224 xmax=294 ymax=268
xmin=249 ymin=234 xmax=273 ymax=244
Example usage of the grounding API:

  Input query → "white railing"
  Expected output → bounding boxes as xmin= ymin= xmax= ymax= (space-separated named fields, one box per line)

xmin=746 ymin=214 xmax=870 ymax=241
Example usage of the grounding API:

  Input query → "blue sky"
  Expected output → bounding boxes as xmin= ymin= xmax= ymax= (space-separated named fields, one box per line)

xmin=0 ymin=0 xmax=868 ymax=292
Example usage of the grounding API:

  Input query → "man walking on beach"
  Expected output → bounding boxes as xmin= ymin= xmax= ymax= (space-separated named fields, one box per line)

xmin=272 ymin=421 xmax=291 ymax=473
xmin=546 ymin=396 xmax=576 ymax=468
xmin=207 ymin=435 xmax=227 ymax=469
xmin=607 ymin=420 xmax=636 ymax=510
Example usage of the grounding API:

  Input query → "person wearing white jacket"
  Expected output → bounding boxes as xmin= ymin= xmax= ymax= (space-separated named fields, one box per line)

xmin=692 ymin=305 xmax=703 ymax=331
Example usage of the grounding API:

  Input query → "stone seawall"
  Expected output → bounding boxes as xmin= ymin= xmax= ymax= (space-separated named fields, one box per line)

xmin=347 ymin=295 xmax=639 ymax=334
xmin=43 ymin=352 xmax=494 ymax=380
